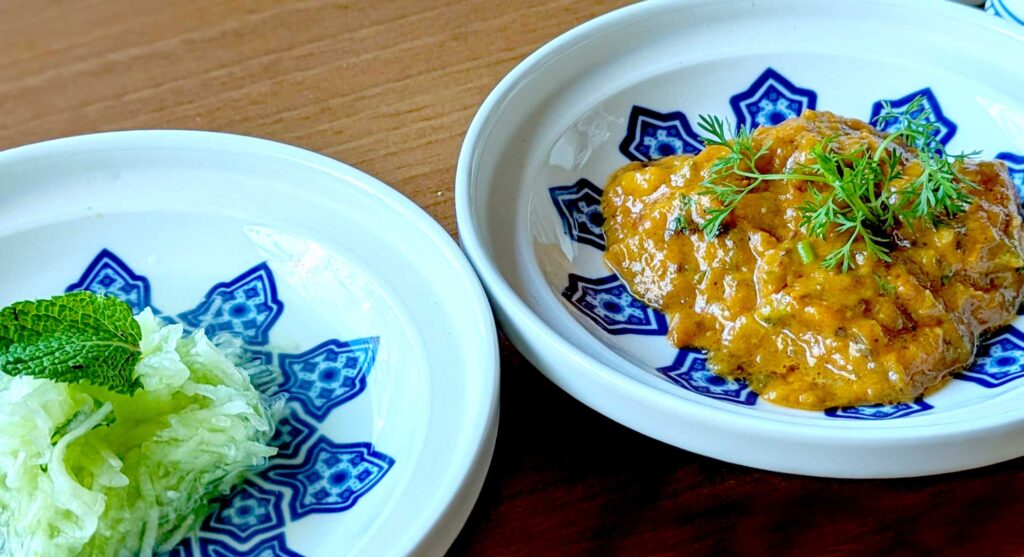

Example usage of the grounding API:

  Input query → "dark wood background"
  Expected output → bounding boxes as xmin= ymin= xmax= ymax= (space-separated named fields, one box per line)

xmin=1 ymin=1 xmax=1021 ymax=555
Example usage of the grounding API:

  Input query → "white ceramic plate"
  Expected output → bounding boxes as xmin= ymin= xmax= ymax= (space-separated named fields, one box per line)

xmin=457 ymin=0 xmax=1024 ymax=478
xmin=0 ymin=131 xmax=498 ymax=556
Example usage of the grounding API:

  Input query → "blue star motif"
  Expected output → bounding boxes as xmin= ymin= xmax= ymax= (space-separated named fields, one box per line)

xmin=729 ymin=68 xmax=817 ymax=131
xmin=66 ymin=251 xmax=396 ymax=547
xmin=277 ymin=337 xmax=379 ymax=423
xmin=243 ymin=349 xmax=281 ymax=394
xmin=996 ymin=152 xmax=1024 ymax=198
xmin=167 ymin=537 xmax=195 ymax=557
xmin=869 ymin=88 xmax=957 ymax=147
xmin=825 ymin=399 xmax=934 ymax=420
xmin=265 ymin=438 xmax=394 ymax=520
xmin=65 ymin=248 xmax=154 ymax=313
xmin=198 ymin=533 xmax=302 ymax=557
xmin=956 ymin=326 xmax=1024 ymax=388
xmin=561 ymin=274 xmax=668 ymax=336
xmin=549 ymin=178 xmax=606 ymax=250
xmin=656 ymin=349 xmax=758 ymax=406
xmin=202 ymin=483 xmax=285 ymax=543
xmin=618 ymin=105 xmax=704 ymax=162
xmin=268 ymin=409 xmax=319 ymax=462
xmin=177 ymin=262 xmax=284 ymax=346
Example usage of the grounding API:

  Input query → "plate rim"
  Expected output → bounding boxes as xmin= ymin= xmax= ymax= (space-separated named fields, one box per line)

xmin=0 ymin=129 xmax=500 ymax=556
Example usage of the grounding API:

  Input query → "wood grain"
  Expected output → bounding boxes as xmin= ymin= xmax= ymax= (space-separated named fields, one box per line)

xmin=2 ymin=1 xmax=1023 ymax=556
xmin=0 ymin=0 xmax=630 ymax=231
xmin=449 ymin=341 xmax=1024 ymax=556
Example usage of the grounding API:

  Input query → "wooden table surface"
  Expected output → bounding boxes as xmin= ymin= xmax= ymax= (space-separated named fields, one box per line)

xmin=3 ymin=1 xmax=1023 ymax=555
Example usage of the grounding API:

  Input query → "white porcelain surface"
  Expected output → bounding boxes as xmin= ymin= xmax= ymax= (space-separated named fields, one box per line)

xmin=0 ymin=131 xmax=499 ymax=556
xmin=457 ymin=0 xmax=1024 ymax=478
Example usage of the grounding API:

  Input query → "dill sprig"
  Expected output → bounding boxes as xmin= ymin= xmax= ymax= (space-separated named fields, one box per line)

xmin=695 ymin=115 xmax=823 ymax=238
xmin=875 ymin=96 xmax=980 ymax=221
xmin=668 ymin=193 xmax=695 ymax=235
xmin=796 ymin=141 xmax=895 ymax=271
xmin=693 ymin=96 xmax=979 ymax=271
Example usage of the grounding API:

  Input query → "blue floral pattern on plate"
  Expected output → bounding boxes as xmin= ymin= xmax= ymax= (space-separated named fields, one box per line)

xmin=618 ymin=105 xmax=704 ymax=162
xmin=66 ymin=248 xmax=155 ymax=314
xmin=996 ymin=152 xmax=1024 ymax=197
xmin=989 ymin=0 xmax=1024 ymax=27
xmin=197 ymin=533 xmax=302 ymax=557
xmin=265 ymin=439 xmax=395 ymax=519
xmin=825 ymin=399 xmax=934 ymax=420
xmin=549 ymin=178 xmax=607 ymax=250
xmin=167 ymin=538 xmax=196 ymax=557
xmin=869 ymin=87 xmax=957 ymax=147
xmin=245 ymin=349 xmax=281 ymax=394
xmin=66 ymin=249 xmax=395 ymax=556
xmin=561 ymin=274 xmax=668 ymax=336
xmin=956 ymin=327 xmax=1024 ymax=388
xmin=729 ymin=68 xmax=817 ymax=131
xmin=656 ymin=349 xmax=758 ymax=406
xmin=201 ymin=483 xmax=286 ymax=543
xmin=268 ymin=410 xmax=319 ymax=462
xmin=277 ymin=338 xmax=380 ymax=422
xmin=177 ymin=263 xmax=284 ymax=346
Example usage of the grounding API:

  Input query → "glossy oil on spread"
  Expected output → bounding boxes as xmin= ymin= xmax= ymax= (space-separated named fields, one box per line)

xmin=602 ymin=110 xmax=1024 ymax=409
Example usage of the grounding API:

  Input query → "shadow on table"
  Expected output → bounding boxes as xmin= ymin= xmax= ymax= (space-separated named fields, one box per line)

xmin=447 ymin=334 xmax=1024 ymax=557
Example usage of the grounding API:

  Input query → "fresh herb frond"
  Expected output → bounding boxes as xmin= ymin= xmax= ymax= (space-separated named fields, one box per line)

xmin=798 ymin=195 xmax=837 ymax=239
xmin=700 ymin=206 xmax=735 ymax=239
xmin=873 ymin=98 xmax=980 ymax=221
xmin=668 ymin=194 xmax=695 ymax=235
xmin=874 ymin=274 xmax=897 ymax=296
xmin=690 ymin=95 xmax=980 ymax=271
xmin=696 ymin=114 xmax=733 ymax=148
xmin=695 ymin=116 xmax=774 ymax=238
xmin=0 ymin=292 xmax=142 ymax=395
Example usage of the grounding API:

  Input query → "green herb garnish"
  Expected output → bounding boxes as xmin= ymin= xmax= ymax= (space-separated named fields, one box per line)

xmin=797 ymin=139 xmax=896 ymax=271
xmin=0 ymin=292 xmax=142 ymax=395
xmin=796 ymin=239 xmax=816 ymax=265
xmin=669 ymin=194 xmax=695 ymax=234
xmin=694 ymin=96 xmax=979 ymax=271
xmin=875 ymin=98 xmax=980 ymax=222
xmin=874 ymin=274 xmax=897 ymax=296
xmin=696 ymin=115 xmax=823 ymax=238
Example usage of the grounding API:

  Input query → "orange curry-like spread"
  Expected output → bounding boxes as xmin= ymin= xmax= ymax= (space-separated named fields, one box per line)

xmin=601 ymin=110 xmax=1024 ymax=409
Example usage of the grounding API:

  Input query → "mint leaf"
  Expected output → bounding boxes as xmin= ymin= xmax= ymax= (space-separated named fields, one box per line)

xmin=0 ymin=292 xmax=142 ymax=395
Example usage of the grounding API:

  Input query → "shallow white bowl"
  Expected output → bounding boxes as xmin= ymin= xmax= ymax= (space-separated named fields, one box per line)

xmin=457 ymin=0 xmax=1024 ymax=478
xmin=0 ymin=131 xmax=498 ymax=555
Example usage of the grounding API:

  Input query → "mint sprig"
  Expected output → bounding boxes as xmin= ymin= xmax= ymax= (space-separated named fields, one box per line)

xmin=0 ymin=292 xmax=142 ymax=395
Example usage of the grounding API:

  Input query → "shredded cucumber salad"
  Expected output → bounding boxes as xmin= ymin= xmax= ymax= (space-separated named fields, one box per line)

xmin=0 ymin=309 xmax=280 ymax=556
